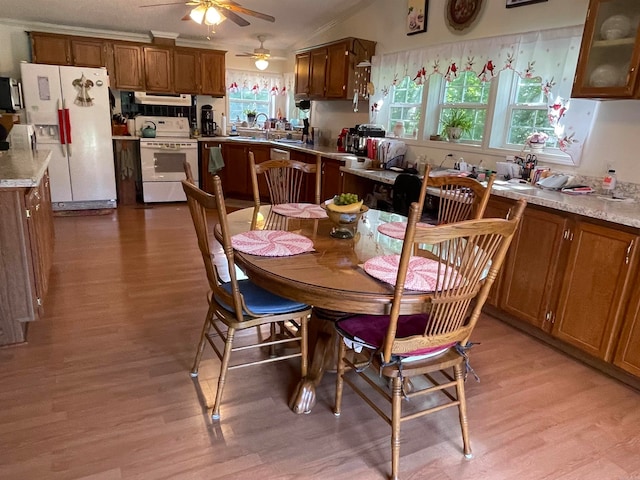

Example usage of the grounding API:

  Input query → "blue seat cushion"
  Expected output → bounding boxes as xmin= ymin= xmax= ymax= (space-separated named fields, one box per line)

xmin=336 ymin=313 xmax=455 ymax=357
xmin=216 ymin=279 xmax=308 ymax=315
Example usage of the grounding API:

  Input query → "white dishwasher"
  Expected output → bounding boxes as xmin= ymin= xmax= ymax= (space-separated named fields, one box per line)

xmin=270 ymin=148 xmax=290 ymax=160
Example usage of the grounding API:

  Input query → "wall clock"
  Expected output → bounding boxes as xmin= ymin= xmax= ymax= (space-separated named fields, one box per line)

xmin=446 ymin=0 xmax=484 ymax=31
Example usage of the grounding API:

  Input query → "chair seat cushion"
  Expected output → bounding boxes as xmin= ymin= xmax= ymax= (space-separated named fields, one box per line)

xmin=217 ymin=279 xmax=308 ymax=315
xmin=336 ymin=313 xmax=455 ymax=357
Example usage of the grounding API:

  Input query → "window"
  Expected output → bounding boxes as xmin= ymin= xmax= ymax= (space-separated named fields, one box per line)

xmin=438 ymin=71 xmax=490 ymax=142
xmin=228 ymin=89 xmax=271 ymax=124
xmin=387 ymin=76 xmax=423 ymax=138
xmin=506 ymin=76 xmax=557 ymax=148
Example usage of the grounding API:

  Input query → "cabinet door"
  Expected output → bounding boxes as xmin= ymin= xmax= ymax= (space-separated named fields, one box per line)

xmin=25 ymin=181 xmax=53 ymax=313
xmin=200 ymin=50 xmax=226 ymax=96
xmin=221 ymin=143 xmax=249 ymax=197
xmin=249 ymin=146 xmax=272 ymax=202
xmin=321 ymin=157 xmax=344 ymax=202
xmin=200 ymin=141 xmax=224 ymax=194
xmin=295 ymin=52 xmax=311 ymax=96
xmin=614 ymin=279 xmax=640 ymax=376
xmin=72 ymin=39 xmax=106 ymax=67
xmin=31 ymin=33 xmax=72 ymax=65
xmin=484 ymin=196 xmax=515 ymax=307
xmin=174 ymin=49 xmax=200 ymax=94
xmin=289 ymin=150 xmax=318 ymax=203
xmin=325 ymin=41 xmax=349 ymax=98
xmin=113 ymin=43 xmax=144 ymax=91
xmin=309 ymin=48 xmax=328 ymax=97
xmin=552 ymin=221 xmax=638 ymax=360
xmin=500 ymin=207 xmax=568 ymax=330
xmin=572 ymin=0 xmax=640 ymax=98
xmin=144 ymin=46 xmax=173 ymax=93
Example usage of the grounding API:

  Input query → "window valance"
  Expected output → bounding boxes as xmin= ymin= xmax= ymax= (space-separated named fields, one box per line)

xmin=370 ymin=26 xmax=597 ymax=164
xmin=226 ymin=69 xmax=289 ymax=95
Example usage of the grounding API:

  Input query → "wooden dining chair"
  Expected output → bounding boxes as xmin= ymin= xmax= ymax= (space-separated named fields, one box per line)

xmin=334 ymin=197 xmax=527 ymax=480
xmin=424 ymin=173 xmax=496 ymax=224
xmin=249 ymin=151 xmax=322 ymax=207
xmin=183 ymin=158 xmax=195 ymax=184
xmin=182 ymin=177 xmax=312 ymax=420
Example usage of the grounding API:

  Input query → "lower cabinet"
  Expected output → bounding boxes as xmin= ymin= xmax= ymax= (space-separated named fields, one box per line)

xmin=321 ymin=157 xmax=344 ymax=201
xmin=490 ymin=195 xmax=640 ymax=380
xmin=199 ymin=141 xmax=223 ymax=194
xmin=0 ymin=171 xmax=54 ymax=345
xmin=484 ymin=197 xmax=513 ymax=307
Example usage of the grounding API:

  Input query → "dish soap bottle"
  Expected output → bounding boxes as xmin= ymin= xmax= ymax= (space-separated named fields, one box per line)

xmin=602 ymin=169 xmax=617 ymax=194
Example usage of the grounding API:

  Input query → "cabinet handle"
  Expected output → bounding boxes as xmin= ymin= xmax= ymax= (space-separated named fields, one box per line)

xmin=568 ymin=231 xmax=574 ymax=241
xmin=545 ymin=311 xmax=551 ymax=322
xmin=625 ymin=240 xmax=634 ymax=265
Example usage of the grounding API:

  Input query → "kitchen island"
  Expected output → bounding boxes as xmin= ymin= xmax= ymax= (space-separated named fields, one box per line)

xmin=0 ymin=149 xmax=54 ymax=345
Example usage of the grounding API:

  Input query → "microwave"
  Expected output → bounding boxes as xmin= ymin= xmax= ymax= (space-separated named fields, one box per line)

xmin=0 ymin=77 xmax=23 ymax=113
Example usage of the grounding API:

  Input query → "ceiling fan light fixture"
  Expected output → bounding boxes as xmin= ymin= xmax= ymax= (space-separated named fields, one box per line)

xmin=204 ymin=7 xmax=223 ymax=25
xmin=189 ymin=5 xmax=207 ymax=24
xmin=255 ymin=58 xmax=269 ymax=70
xmin=356 ymin=60 xmax=372 ymax=68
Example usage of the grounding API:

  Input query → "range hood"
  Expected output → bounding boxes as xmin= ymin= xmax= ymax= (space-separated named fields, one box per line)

xmin=134 ymin=92 xmax=192 ymax=106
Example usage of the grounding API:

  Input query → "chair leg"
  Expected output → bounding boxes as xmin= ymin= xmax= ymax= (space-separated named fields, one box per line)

xmin=300 ymin=315 xmax=308 ymax=377
xmin=190 ymin=304 xmax=215 ymax=377
xmin=211 ymin=327 xmax=236 ymax=421
xmin=269 ymin=323 xmax=277 ymax=358
xmin=333 ymin=338 xmax=347 ymax=416
xmin=454 ymin=363 xmax=473 ymax=459
xmin=391 ymin=375 xmax=402 ymax=480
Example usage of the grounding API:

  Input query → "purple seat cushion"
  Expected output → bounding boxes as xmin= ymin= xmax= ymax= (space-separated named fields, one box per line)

xmin=336 ymin=313 xmax=455 ymax=357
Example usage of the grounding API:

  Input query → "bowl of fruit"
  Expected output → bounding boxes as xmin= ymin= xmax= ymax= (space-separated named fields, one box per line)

xmin=321 ymin=193 xmax=369 ymax=239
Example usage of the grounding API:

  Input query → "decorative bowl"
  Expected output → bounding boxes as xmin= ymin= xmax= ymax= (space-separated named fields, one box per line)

xmin=321 ymin=202 xmax=369 ymax=239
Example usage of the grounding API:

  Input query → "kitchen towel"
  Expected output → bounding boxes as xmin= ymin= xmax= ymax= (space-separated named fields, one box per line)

xmin=208 ymin=146 xmax=225 ymax=174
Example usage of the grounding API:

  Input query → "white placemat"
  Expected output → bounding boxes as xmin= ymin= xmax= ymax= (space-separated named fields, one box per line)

xmin=377 ymin=221 xmax=433 ymax=239
xmin=362 ymin=255 xmax=460 ymax=291
xmin=231 ymin=230 xmax=314 ymax=257
xmin=272 ymin=203 xmax=328 ymax=219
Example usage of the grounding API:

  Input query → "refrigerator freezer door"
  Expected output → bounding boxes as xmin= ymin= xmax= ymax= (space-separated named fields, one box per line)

xmin=47 ymin=145 xmax=73 ymax=202
xmin=20 ymin=63 xmax=62 ymax=126
xmin=59 ymin=66 xmax=116 ymax=203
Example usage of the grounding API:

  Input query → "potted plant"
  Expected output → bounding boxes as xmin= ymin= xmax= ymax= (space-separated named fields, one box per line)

xmin=244 ymin=109 xmax=257 ymax=125
xmin=440 ymin=109 xmax=473 ymax=142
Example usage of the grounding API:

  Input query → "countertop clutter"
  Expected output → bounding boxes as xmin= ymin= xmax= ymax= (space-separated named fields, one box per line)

xmin=0 ymin=149 xmax=52 ymax=188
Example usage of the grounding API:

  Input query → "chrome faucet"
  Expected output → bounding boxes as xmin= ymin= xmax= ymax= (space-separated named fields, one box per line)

xmin=255 ymin=113 xmax=269 ymax=129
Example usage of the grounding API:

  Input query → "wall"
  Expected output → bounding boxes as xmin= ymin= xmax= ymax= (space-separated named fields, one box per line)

xmin=0 ymin=24 xmax=31 ymax=78
xmin=302 ymin=0 xmax=640 ymax=185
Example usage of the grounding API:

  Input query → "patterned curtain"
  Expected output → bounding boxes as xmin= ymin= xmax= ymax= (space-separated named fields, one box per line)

xmin=370 ymin=26 xmax=597 ymax=164
xmin=226 ymin=69 xmax=288 ymax=96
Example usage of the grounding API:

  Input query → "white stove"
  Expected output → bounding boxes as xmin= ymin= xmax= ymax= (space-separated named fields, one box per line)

xmin=136 ymin=116 xmax=199 ymax=203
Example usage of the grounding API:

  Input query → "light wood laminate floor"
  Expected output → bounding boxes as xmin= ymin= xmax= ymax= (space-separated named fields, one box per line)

xmin=1 ymin=205 xmax=639 ymax=480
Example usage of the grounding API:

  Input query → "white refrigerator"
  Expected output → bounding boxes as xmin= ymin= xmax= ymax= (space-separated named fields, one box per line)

xmin=20 ymin=63 xmax=116 ymax=210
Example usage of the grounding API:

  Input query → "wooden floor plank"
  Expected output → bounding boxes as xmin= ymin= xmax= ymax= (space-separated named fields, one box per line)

xmin=1 ymin=204 xmax=639 ymax=480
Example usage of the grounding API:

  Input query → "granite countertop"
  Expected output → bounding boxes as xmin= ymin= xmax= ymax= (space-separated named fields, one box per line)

xmin=0 ymin=149 xmax=52 ymax=188
xmin=340 ymin=166 xmax=640 ymax=229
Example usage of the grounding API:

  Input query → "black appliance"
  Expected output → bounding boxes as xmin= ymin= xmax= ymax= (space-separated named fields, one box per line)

xmin=0 ymin=77 xmax=22 ymax=113
xmin=201 ymin=104 xmax=217 ymax=137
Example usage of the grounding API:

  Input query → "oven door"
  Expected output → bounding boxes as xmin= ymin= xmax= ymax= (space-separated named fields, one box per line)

xmin=140 ymin=141 xmax=198 ymax=182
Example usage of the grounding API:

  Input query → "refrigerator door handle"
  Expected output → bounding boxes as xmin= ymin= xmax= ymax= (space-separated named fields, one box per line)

xmin=64 ymin=106 xmax=72 ymax=157
xmin=57 ymin=104 xmax=67 ymax=157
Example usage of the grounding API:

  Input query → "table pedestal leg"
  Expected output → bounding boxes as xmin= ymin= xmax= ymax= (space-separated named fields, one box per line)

xmin=289 ymin=309 xmax=345 ymax=414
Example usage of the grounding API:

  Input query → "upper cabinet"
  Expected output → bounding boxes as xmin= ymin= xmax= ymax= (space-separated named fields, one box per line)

xmin=295 ymin=37 xmax=376 ymax=100
xmin=30 ymin=32 xmax=226 ymax=96
xmin=572 ymin=0 xmax=640 ymax=98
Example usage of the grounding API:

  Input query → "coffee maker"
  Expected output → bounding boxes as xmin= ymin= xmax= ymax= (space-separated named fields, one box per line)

xmin=201 ymin=104 xmax=217 ymax=137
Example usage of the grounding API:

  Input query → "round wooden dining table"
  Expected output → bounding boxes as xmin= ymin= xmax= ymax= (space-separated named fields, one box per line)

xmin=222 ymin=205 xmax=436 ymax=414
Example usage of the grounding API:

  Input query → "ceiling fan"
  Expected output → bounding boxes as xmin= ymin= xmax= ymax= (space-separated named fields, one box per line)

xmin=140 ymin=0 xmax=275 ymax=28
xmin=236 ymin=35 xmax=285 ymax=70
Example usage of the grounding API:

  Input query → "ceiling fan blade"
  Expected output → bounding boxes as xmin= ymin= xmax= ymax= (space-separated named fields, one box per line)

xmin=219 ymin=4 xmax=275 ymax=23
xmin=181 ymin=14 xmax=191 ymax=20
xmin=139 ymin=2 xmax=186 ymax=7
xmin=217 ymin=8 xmax=250 ymax=27
xmin=235 ymin=53 xmax=254 ymax=57
xmin=270 ymin=56 xmax=287 ymax=61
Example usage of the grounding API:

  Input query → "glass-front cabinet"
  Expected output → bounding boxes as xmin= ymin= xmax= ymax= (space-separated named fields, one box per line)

xmin=572 ymin=0 xmax=640 ymax=98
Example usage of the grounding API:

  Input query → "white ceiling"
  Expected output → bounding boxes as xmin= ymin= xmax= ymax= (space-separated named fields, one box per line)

xmin=0 ymin=0 xmax=369 ymax=55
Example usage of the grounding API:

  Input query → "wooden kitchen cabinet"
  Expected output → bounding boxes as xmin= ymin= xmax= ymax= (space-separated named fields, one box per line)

xmin=500 ymin=206 xmax=568 ymax=329
xmin=321 ymin=157 xmax=344 ymax=201
xmin=295 ymin=51 xmax=311 ymax=96
xmin=113 ymin=43 xmax=145 ymax=91
xmin=484 ymin=196 xmax=516 ymax=307
xmin=200 ymin=141 xmax=224 ymax=194
xmin=143 ymin=46 xmax=173 ymax=93
xmin=614 ymin=277 xmax=640 ymax=376
xmin=248 ymin=146 xmax=271 ymax=202
xmin=221 ymin=143 xmax=250 ymax=198
xmin=174 ymin=48 xmax=200 ymax=94
xmin=552 ymin=221 xmax=638 ymax=360
xmin=0 ymin=171 xmax=54 ymax=345
xmin=200 ymin=50 xmax=226 ymax=97
xmin=30 ymin=32 xmax=72 ymax=65
xmin=71 ymin=38 xmax=108 ymax=68
xmin=572 ymin=0 xmax=640 ymax=98
xmin=295 ymin=37 xmax=376 ymax=100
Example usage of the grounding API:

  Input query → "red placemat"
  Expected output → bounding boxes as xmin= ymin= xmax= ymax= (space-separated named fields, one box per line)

xmin=272 ymin=203 xmax=328 ymax=219
xmin=363 ymin=255 xmax=460 ymax=292
xmin=377 ymin=221 xmax=433 ymax=239
xmin=231 ymin=230 xmax=314 ymax=257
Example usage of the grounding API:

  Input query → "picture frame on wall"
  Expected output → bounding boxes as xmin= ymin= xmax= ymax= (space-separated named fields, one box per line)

xmin=506 ymin=0 xmax=548 ymax=8
xmin=407 ymin=0 xmax=428 ymax=35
